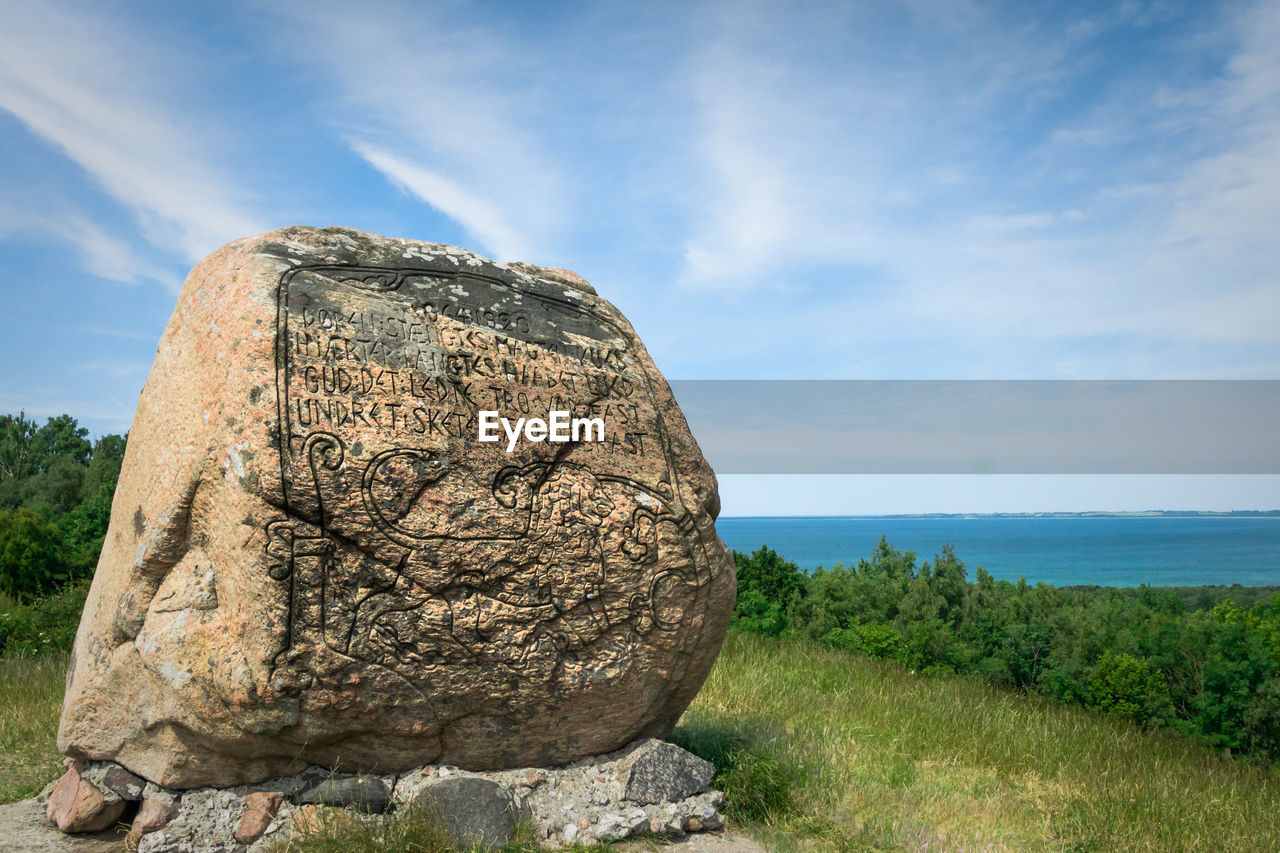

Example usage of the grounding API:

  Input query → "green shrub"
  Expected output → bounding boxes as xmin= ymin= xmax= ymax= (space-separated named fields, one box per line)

xmin=1242 ymin=677 xmax=1280 ymax=760
xmin=0 ymin=581 xmax=86 ymax=657
xmin=714 ymin=747 xmax=800 ymax=823
xmin=670 ymin=716 xmax=802 ymax=824
xmin=1088 ymin=651 xmax=1171 ymax=725
xmin=0 ymin=508 xmax=71 ymax=599
xmin=730 ymin=537 xmax=1280 ymax=762
xmin=732 ymin=546 xmax=804 ymax=637
xmin=0 ymin=590 xmax=34 ymax=656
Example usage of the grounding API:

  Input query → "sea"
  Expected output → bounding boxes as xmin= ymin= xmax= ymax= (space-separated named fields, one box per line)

xmin=715 ymin=516 xmax=1280 ymax=588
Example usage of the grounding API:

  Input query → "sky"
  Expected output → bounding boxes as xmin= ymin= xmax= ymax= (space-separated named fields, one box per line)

xmin=1 ymin=0 xmax=1277 ymax=515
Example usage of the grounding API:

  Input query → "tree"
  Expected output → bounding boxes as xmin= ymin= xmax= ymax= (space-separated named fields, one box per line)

xmin=1089 ymin=651 xmax=1171 ymax=725
xmin=896 ymin=575 xmax=952 ymax=671
xmin=80 ymin=433 xmax=127 ymax=502
xmin=61 ymin=482 xmax=115 ymax=571
xmin=733 ymin=546 xmax=805 ymax=636
xmin=926 ymin=545 xmax=968 ymax=625
xmin=31 ymin=414 xmax=91 ymax=469
xmin=0 ymin=507 xmax=70 ymax=598
xmin=1194 ymin=601 xmax=1274 ymax=750
xmin=0 ymin=414 xmax=125 ymax=590
xmin=20 ymin=455 xmax=86 ymax=515
xmin=0 ymin=413 xmax=94 ymax=512
xmin=1243 ymin=677 xmax=1280 ymax=760
xmin=0 ymin=412 xmax=39 ymax=507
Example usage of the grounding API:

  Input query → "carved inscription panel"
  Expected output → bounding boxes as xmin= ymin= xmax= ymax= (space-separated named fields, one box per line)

xmin=266 ymin=264 xmax=716 ymax=698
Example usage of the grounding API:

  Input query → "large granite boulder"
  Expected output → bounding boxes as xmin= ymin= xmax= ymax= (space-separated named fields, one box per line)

xmin=57 ymin=227 xmax=735 ymax=789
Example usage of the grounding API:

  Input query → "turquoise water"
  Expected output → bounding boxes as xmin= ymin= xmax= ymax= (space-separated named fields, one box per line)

xmin=715 ymin=517 xmax=1280 ymax=587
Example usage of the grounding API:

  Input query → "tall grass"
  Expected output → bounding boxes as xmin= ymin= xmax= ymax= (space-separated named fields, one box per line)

xmin=0 ymin=652 xmax=67 ymax=803
xmin=675 ymin=631 xmax=1280 ymax=851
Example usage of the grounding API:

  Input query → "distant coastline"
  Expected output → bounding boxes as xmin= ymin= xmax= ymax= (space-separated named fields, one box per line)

xmin=716 ymin=514 xmax=1280 ymax=587
xmin=723 ymin=510 xmax=1280 ymax=520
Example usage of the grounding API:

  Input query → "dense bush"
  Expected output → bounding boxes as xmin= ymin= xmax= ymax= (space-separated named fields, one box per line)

xmin=732 ymin=539 xmax=1280 ymax=761
xmin=0 ymin=508 xmax=72 ymax=598
xmin=731 ymin=545 xmax=804 ymax=637
xmin=0 ymin=413 xmax=123 ymax=655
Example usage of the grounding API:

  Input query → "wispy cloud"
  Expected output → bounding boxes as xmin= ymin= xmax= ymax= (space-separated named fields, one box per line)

xmin=351 ymin=143 xmax=530 ymax=262
xmin=0 ymin=1 xmax=263 ymax=263
xmin=264 ymin=0 xmax=566 ymax=262
xmin=81 ymin=359 xmax=147 ymax=380
xmin=0 ymin=202 xmax=170 ymax=286
xmin=0 ymin=387 xmax=135 ymax=434
xmin=0 ymin=0 xmax=1275 ymax=392
xmin=669 ymin=0 xmax=1280 ymax=376
xmin=79 ymin=326 xmax=157 ymax=342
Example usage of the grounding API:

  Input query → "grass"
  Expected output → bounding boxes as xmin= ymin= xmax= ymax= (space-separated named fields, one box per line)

xmin=0 ymin=651 xmax=67 ymax=803
xmin=673 ymin=630 xmax=1280 ymax=851
xmin=5 ymin=637 xmax=1280 ymax=850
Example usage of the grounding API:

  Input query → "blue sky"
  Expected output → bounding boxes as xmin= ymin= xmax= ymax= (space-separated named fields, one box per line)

xmin=1 ymin=0 xmax=1277 ymax=514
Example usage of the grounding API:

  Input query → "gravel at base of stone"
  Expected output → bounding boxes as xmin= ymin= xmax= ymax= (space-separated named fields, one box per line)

xmin=137 ymin=788 xmax=246 ymax=853
xmin=71 ymin=737 xmax=726 ymax=851
xmin=80 ymin=762 xmax=145 ymax=801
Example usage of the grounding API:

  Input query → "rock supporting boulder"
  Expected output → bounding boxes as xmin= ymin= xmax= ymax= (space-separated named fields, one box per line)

xmin=56 ymin=227 xmax=735 ymax=791
xmin=44 ymin=760 xmax=128 ymax=834
xmin=60 ymin=739 xmax=724 ymax=850
xmin=410 ymin=776 xmax=526 ymax=850
xmin=233 ymin=792 xmax=281 ymax=845
xmin=622 ymin=739 xmax=716 ymax=804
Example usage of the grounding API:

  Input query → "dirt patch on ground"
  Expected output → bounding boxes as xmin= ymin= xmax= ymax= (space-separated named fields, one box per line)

xmin=0 ymin=797 xmax=127 ymax=852
xmin=618 ymin=829 xmax=768 ymax=852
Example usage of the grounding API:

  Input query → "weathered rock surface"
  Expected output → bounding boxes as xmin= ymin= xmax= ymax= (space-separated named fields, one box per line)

xmin=234 ymin=791 xmax=281 ymax=845
xmin=56 ymin=226 xmax=735 ymax=790
xmin=44 ymin=760 xmax=128 ymax=833
xmin=125 ymin=792 xmax=180 ymax=846
xmin=411 ymin=776 xmax=525 ymax=850
xmin=389 ymin=738 xmax=724 ymax=846
xmin=80 ymin=761 xmax=145 ymax=801
xmin=297 ymin=774 xmax=389 ymax=812
xmin=623 ymin=739 xmax=715 ymax=804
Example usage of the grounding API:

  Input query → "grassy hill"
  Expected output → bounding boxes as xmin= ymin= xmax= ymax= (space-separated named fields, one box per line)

xmin=678 ymin=631 xmax=1280 ymax=851
xmin=5 ymin=633 xmax=1280 ymax=851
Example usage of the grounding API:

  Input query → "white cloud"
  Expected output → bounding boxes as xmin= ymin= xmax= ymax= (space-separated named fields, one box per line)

xmin=352 ymin=143 xmax=529 ymax=261
xmin=265 ymin=0 xmax=566 ymax=262
xmin=79 ymin=326 xmax=155 ymax=342
xmin=0 ymin=1 xmax=263 ymax=262
xmin=678 ymin=29 xmax=887 ymax=290
xmin=0 ymin=202 xmax=171 ymax=286
xmin=669 ymin=0 xmax=1280 ymax=377
xmin=81 ymin=359 xmax=147 ymax=379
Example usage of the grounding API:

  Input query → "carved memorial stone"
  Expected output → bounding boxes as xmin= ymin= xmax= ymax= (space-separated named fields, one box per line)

xmin=57 ymin=226 xmax=735 ymax=789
